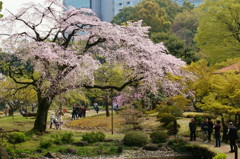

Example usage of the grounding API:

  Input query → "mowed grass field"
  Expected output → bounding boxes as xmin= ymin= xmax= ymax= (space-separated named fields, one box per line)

xmin=0 ymin=115 xmax=35 ymax=131
xmin=66 ymin=113 xmax=125 ymax=132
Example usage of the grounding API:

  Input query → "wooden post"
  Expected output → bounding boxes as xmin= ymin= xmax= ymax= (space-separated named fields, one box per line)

xmin=235 ymin=144 xmax=238 ymax=159
xmin=234 ymin=143 xmax=238 ymax=159
xmin=111 ymin=89 xmax=114 ymax=134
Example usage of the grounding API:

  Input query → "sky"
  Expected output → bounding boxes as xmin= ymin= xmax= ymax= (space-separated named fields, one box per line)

xmin=1 ymin=0 xmax=45 ymax=15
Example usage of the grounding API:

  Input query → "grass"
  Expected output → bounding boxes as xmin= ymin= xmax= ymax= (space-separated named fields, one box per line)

xmin=177 ymin=117 xmax=191 ymax=136
xmin=140 ymin=116 xmax=160 ymax=131
xmin=2 ymin=130 xmax=124 ymax=158
xmin=0 ymin=113 xmax=125 ymax=158
xmin=0 ymin=115 xmax=35 ymax=131
xmin=183 ymin=112 xmax=214 ymax=118
xmin=3 ymin=131 xmax=123 ymax=158
xmin=1 ymin=111 xmax=224 ymax=158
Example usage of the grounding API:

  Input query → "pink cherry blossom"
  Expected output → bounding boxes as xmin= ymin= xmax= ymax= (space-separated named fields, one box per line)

xmin=0 ymin=0 xmax=186 ymax=132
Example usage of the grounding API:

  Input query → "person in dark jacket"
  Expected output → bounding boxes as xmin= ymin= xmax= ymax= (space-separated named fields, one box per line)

xmin=227 ymin=122 xmax=238 ymax=152
xmin=201 ymin=118 xmax=208 ymax=143
xmin=208 ymin=118 xmax=214 ymax=142
xmin=189 ymin=118 xmax=196 ymax=141
xmin=214 ymin=120 xmax=221 ymax=147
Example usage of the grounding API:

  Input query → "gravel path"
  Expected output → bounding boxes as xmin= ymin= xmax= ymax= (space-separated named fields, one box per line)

xmin=187 ymin=138 xmax=239 ymax=159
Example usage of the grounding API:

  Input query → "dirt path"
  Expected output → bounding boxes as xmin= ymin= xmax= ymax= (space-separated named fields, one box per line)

xmin=186 ymin=138 xmax=239 ymax=159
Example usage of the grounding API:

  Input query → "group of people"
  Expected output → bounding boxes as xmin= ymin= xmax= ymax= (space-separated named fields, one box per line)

xmin=50 ymin=110 xmax=64 ymax=130
xmin=71 ymin=105 xmax=87 ymax=120
xmin=189 ymin=117 xmax=238 ymax=152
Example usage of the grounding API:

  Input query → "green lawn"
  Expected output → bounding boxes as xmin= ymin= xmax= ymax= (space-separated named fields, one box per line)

xmin=0 ymin=115 xmax=35 ymax=131
xmin=177 ymin=117 xmax=191 ymax=136
xmin=0 ymin=113 xmax=126 ymax=158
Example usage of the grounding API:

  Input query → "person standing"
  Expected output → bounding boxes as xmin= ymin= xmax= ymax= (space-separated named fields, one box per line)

xmin=4 ymin=104 xmax=9 ymax=116
xmin=50 ymin=113 xmax=55 ymax=129
xmin=189 ymin=118 xmax=196 ymax=141
xmin=58 ymin=114 xmax=63 ymax=130
xmin=95 ymin=105 xmax=99 ymax=113
xmin=94 ymin=102 xmax=98 ymax=109
xmin=227 ymin=122 xmax=238 ymax=152
xmin=32 ymin=103 xmax=36 ymax=113
xmin=214 ymin=120 xmax=221 ymax=147
xmin=208 ymin=118 xmax=214 ymax=142
xmin=201 ymin=118 xmax=208 ymax=143
xmin=82 ymin=106 xmax=86 ymax=118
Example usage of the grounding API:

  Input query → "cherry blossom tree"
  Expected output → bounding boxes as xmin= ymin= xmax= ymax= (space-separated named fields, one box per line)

xmin=0 ymin=0 xmax=185 ymax=132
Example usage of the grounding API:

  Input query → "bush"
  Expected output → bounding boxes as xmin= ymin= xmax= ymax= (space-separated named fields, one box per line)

xmin=186 ymin=145 xmax=216 ymax=159
xmin=168 ymin=139 xmax=216 ymax=158
xmin=82 ymin=132 xmax=105 ymax=143
xmin=124 ymin=131 xmax=149 ymax=147
xmin=61 ymin=132 xmax=74 ymax=144
xmin=150 ymin=131 xmax=168 ymax=143
xmin=159 ymin=113 xmax=176 ymax=127
xmin=39 ymin=140 xmax=52 ymax=149
xmin=119 ymin=108 xmax=145 ymax=131
xmin=213 ymin=153 xmax=227 ymax=159
xmin=52 ymin=134 xmax=62 ymax=145
xmin=52 ymin=132 xmax=74 ymax=144
xmin=168 ymin=139 xmax=188 ymax=152
xmin=196 ymin=116 xmax=203 ymax=126
xmin=8 ymin=132 xmax=27 ymax=144
xmin=166 ymin=121 xmax=180 ymax=135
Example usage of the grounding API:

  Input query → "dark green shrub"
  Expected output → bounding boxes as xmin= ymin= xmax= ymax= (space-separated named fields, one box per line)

xmin=5 ymin=147 xmax=16 ymax=157
xmin=124 ymin=131 xmax=149 ymax=147
xmin=8 ymin=132 xmax=26 ymax=144
xmin=167 ymin=139 xmax=188 ymax=153
xmin=117 ymin=146 xmax=123 ymax=153
xmin=158 ymin=143 xmax=163 ymax=148
xmin=157 ymin=112 xmax=165 ymax=120
xmin=159 ymin=113 xmax=176 ymax=127
xmin=52 ymin=134 xmax=63 ymax=145
xmin=39 ymin=140 xmax=52 ymax=149
xmin=82 ymin=132 xmax=105 ymax=143
xmin=166 ymin=121 xmax=180 ymax=135
xmin=196 ymin=116 xmax=203 ymax=126
xmin=52 ymin=132 xmax=74 ymax=144
xmin=61 ymin=132 xmax=74 ymax=144
xmin=186 ymin=145 xmax=216 ymax=159
xmin=168 ymin=139 xmax=216 ymax=158
xmin=150 ymin=131 xmax=168 ymax=143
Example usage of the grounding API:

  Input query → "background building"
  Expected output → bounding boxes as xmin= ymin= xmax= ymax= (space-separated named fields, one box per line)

xmin=63 ymin=0 xmax=91 ymax=8
xmin=63 ymin=0 xmax=143 ymax=22
xmin=113 ymin=0 xmax=143 ymax=15
xmin=173 ymin=0 xmax=204 ymax=7
xmin=63 ymin=0 xmax=204 ymax=22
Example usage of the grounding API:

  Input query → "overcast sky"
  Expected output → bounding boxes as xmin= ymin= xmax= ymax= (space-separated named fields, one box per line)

xmin=1 ymin=0 xmax=45 ymax=14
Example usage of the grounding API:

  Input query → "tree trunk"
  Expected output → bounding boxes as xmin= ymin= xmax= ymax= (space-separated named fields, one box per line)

xmin=32 ymin=98 xmax=51 ymax=132
xmin=141 ymin=99 xmax=145 ymax=109
xmin=151 ymin=101 xmax=156 ymax=110
xmin=221 ymin=116 xmax=228 ymax=142
xmin=8 ymin=109 xmax=14 ymax=116
xmin=235 ymin=114 xmax=237 ymax=126
xmin=237 ymin=114 xmax=240 ymax=130
xmin=8 ymin=103 xmax=21 ymax=116
xmin=105 ymin=95 xmax=110 ymax=117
